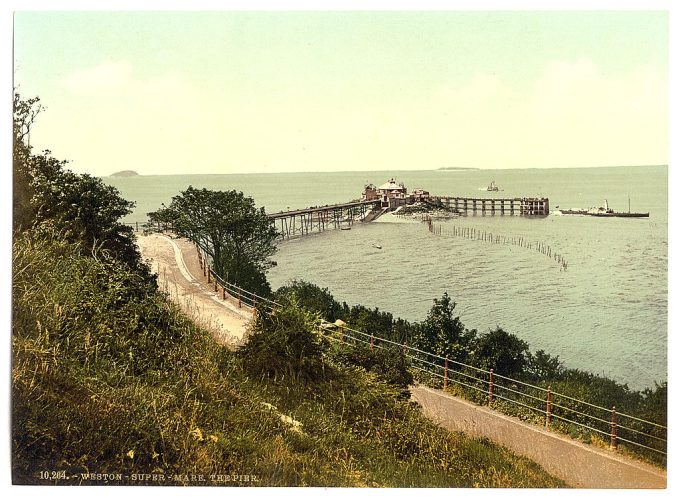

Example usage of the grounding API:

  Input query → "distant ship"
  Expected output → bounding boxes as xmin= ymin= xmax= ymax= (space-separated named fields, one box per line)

xmin=556 ymin=199 xmax=649 ymax=218
xmin=486 ymin=180 xmax=499 ymax=192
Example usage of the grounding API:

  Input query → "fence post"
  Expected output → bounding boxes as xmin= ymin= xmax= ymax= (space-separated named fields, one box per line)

xmin=370 ymin=334 xmax=374 ymax=352
xmin=253 ymin=297 xmax=257 ymax=318
xmin=610 ymin=406 xmax=618 ymax=450
xmin=214 ymin=276 xmax=218 ymax=292
xmin=546 ymin=386 xmax=552 ymax=428
xmin=488 ymin=369 xmax=494 ymax=404
xmin=238 ymin=289 xmax=242 ymax=308
xmin=207 ymin=267 xmax=211 ymax=284
xmin=222 ymin=285 xmax=226 ymax=300
xmin=403 ymin=343 xmax=408 ymax=355
xmin=444 ymin=357 xmax=449 ymax=390
xmin=136 ymin=221 xmax=139 ymax=232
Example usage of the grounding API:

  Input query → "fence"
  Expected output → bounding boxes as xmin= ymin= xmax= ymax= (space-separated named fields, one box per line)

xmin=315 ymin=322 xmax=667 ymax=461
xmin=123 ymin=221 xmax=173 ymax=233
xmin=422 ymin=215 xmax=569 ymax=272
xmin=162 ymin=229 xmax=666 ymax=463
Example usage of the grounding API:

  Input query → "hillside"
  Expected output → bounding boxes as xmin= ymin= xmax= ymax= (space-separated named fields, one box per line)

xmin=11 ymin=229 xmax=564 ymax=487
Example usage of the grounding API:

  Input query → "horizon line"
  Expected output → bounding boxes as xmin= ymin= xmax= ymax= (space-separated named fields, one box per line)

xmin=102 ymin=164 xmax=668 ymax=178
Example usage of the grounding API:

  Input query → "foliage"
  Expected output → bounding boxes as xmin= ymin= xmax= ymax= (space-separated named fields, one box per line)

xmin=13 ymin=93 xmax=43 ymax=229
xmin=12 ymin=229 xmax=563 ymax=486
xmin=12 ymin=93 xmax=147 ymax=274
xmin=525 ymin=349 xmax=565 ymax=381
xmin=275 ymin=280 xmax=344 ymax=321
xmin=470 ymin=327 xmax=529 ymax=376
xmin=237 ymin=295 xmax=326 ymax=382
xmin=148 ymin=186 xmax=278 ymax=296
xmin=330 ymin=343 xmax=414 ymax=398
xmin=412 ymin=292 xmax=476 ymax=361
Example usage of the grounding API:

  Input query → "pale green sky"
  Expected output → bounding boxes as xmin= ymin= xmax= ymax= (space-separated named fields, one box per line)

xmin=13 ymin=11 xmax=668 ymax=175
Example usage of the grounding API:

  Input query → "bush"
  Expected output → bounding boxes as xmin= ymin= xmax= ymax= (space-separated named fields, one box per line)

xmin=238 ymin=296 xmax=326 ymax=382
xmin=330 ymin=344 xmax=414 ymax=398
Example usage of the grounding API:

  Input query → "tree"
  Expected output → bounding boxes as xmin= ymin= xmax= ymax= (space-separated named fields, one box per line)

xmin=275 ymin=280 xmax=344 ymax=322
xmin=13 ymin=93 xmax=44 ymax=230
xmin=412 ymin=292 xmax=475 ymax=361
xmin=525 ymin=349 xmax=564 ymax=381
xmin=148 ymin=187 xmax=278 ymax=296
xmin=13 ymin=93 xmax=148 ymax=275
xmin=470 ymin=327 xmax=529 ymax=376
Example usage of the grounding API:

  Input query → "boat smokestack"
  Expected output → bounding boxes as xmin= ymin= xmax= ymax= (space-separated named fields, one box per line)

xmin=605 ymin=199 xmax=609 ymax=211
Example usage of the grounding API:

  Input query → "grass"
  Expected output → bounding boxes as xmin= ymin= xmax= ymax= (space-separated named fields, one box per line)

xmin=12 ymin=228 xmax=564 ymax=487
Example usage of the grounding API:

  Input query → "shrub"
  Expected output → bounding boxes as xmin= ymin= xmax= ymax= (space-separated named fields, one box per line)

xmin=330 ymin=344 xmax=414 ymax=398
xmin=238 ymin=296 xmax=326 ymax=382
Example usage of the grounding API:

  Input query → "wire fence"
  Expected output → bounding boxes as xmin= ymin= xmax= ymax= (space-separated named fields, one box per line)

xmin=315 ymin=323 xmax=667 ymax=461
xmin=151 ymin=227 xmax=667 ymax=463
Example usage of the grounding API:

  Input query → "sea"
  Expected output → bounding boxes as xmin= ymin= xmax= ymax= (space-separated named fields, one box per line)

xmin=105 ymin=165 xmax=668 ymax=391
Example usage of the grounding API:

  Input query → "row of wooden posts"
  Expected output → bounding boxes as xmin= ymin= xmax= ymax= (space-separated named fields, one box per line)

xmin=423 ymin=217 xmax=569 ymax=272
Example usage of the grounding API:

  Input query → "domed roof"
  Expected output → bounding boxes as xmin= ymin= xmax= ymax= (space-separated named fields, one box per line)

xmin=378 ymin=178 xmax=405 ymax=191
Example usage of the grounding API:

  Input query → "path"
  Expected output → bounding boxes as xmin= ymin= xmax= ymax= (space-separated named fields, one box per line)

xmin=136 ymin=233 xmax=666 ymax=488
xmin=411 ymin=385 xmax=666 ymax=488
xmin=136 ymin=234 xmax=252 ymax=347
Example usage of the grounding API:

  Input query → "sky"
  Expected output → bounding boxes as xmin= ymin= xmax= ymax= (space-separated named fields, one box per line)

xmin=12 ymin=9 xmax=669 ymax=176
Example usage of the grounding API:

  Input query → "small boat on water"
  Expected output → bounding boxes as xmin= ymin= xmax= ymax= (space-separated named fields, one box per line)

xmin=486 ymin=180 xmax=499 ymax=192
xmin=372 ymin=243 xmax=382 ymax=249
xmin=556 ymin=208 xmax=588 ymax=215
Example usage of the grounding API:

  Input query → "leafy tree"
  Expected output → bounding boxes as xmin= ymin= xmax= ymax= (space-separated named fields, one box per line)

xmin=13 ymin=93 xmax=148 ymax=274
xmin=412 ymin=292 xmax=475 ymax=361
xmin=13 ymin=93 xmax=44 ymax=230
xmin=526 ymin=349 xmax=564 ymax=381
xmin=148 ymin=186 xmax=278 ymax=296
xmin=470 ymin=327 xmax=528 ymax=376
xmin=345 ymin=305 xmax=395 ymax=338
xmin=275 ymin=280 xmax=344 ymax=322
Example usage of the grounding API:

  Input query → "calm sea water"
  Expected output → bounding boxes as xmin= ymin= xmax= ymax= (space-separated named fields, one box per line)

xmin=105 ymin=166 xmax=668 ymax=390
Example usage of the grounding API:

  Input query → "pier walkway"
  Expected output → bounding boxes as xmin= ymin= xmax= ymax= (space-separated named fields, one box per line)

xmin=267 ymin=200 xmax=381 ymax=239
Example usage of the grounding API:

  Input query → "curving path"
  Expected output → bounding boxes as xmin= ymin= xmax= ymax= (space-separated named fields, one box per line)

xmin=136 ymin=234 xmax=252 ymax=347
xmin=136 ymin=233 xmax=666 ymax=488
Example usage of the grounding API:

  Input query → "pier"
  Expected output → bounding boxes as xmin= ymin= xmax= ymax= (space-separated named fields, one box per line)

xmin=267 ymin=200 xmax=382 ymax=239
xmin=266 ymin=179 xmax=550 ymax=240
xmin=428 ymin=195 xmax=549 ymax=216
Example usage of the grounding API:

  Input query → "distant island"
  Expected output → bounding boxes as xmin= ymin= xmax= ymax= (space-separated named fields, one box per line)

xmin=437 ymin=167 xmax=481 ymax=171
xmin=110 ymin=170 xmax=140 ymax=177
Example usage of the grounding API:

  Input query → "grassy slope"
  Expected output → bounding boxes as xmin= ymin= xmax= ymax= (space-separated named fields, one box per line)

xmin=11 ymin=230 xmax=564 ymax=487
